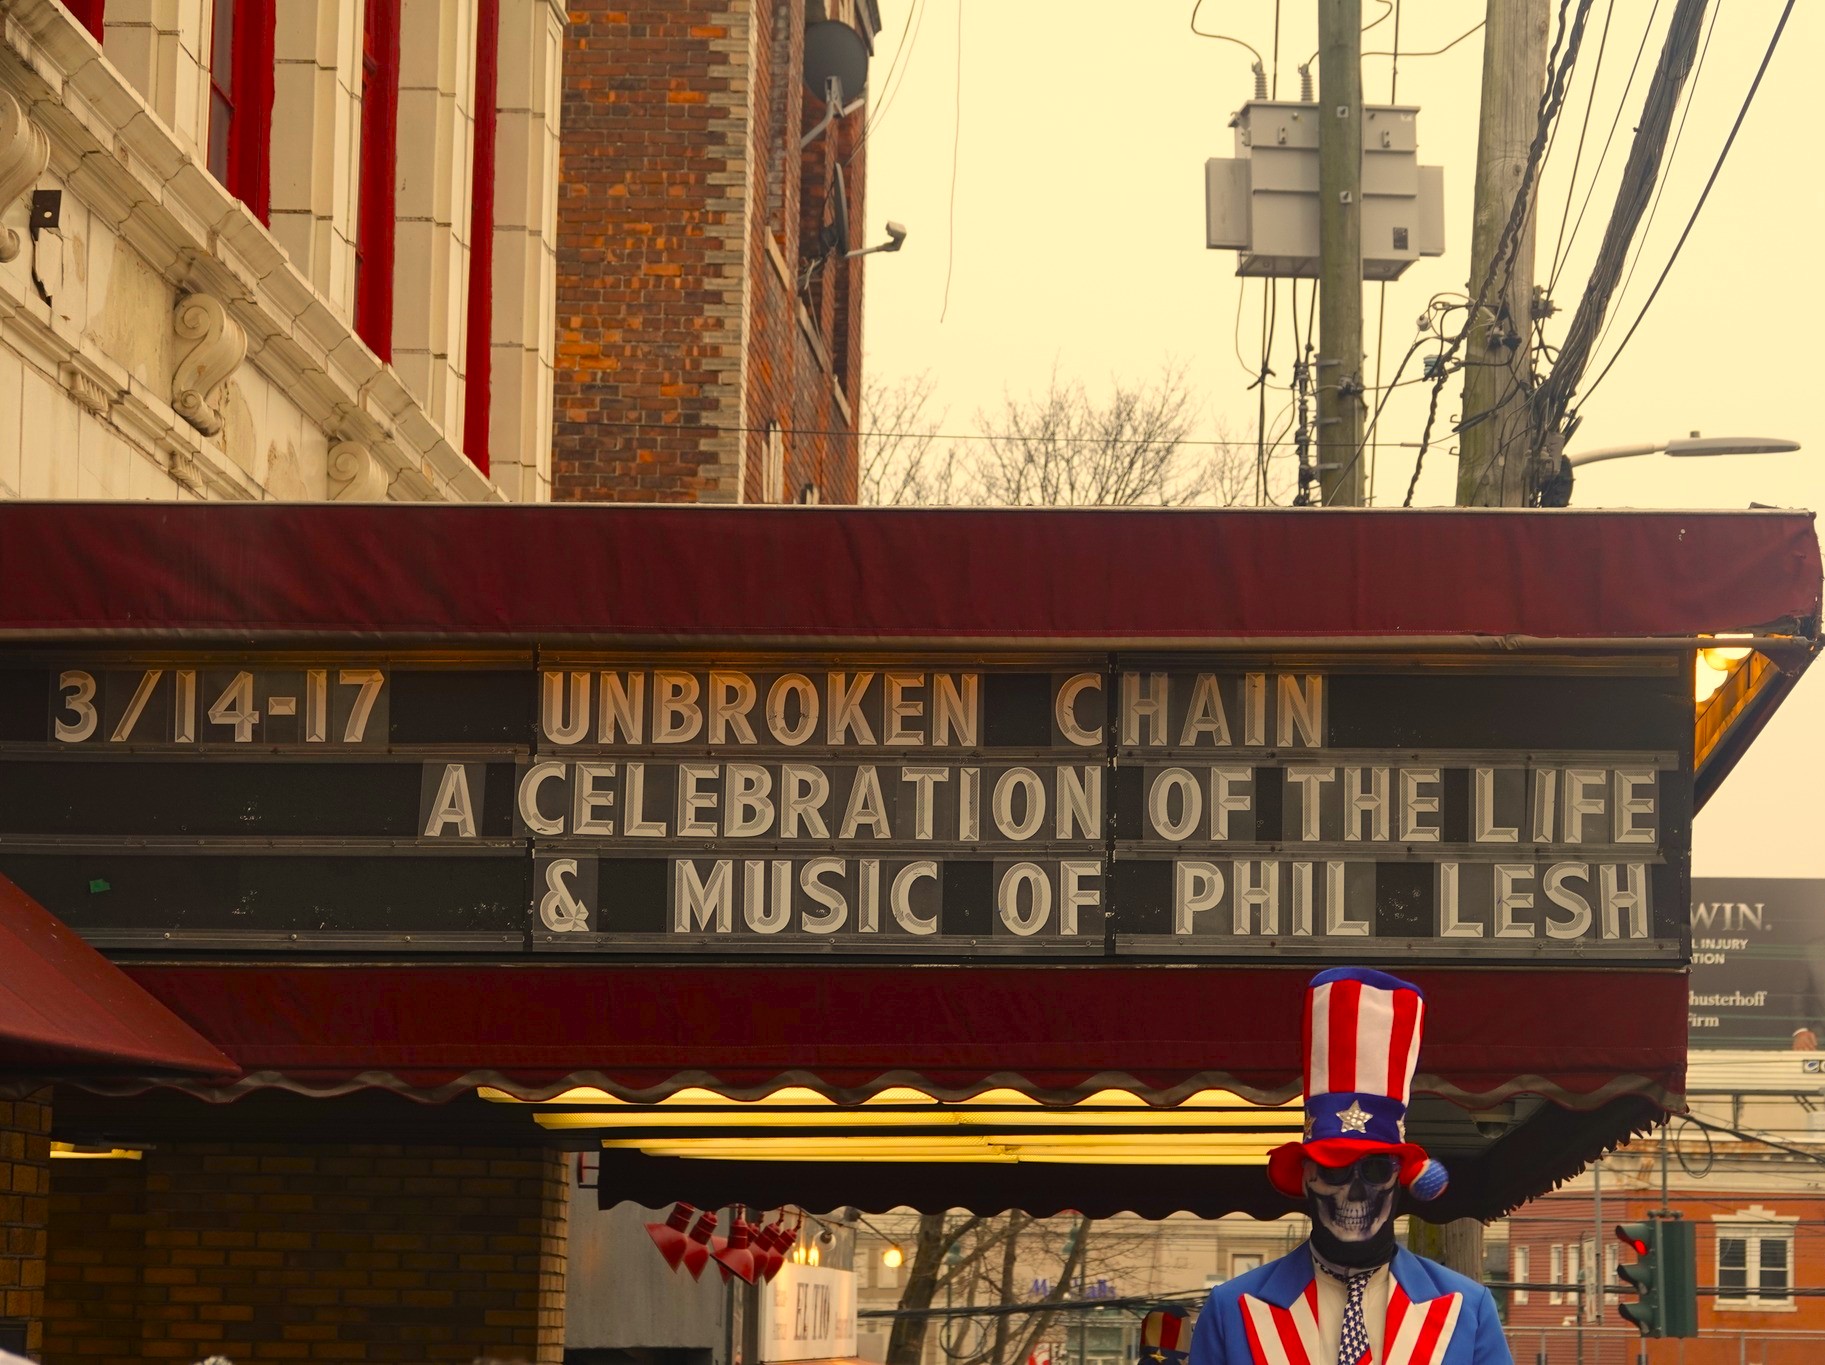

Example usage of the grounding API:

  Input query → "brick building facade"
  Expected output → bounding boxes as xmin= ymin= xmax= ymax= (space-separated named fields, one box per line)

xmin=551 ymin=0 xmax=875 ymax=505
xmin=42 ymin=1146 xmax=567 ymax=1364
xmin=1499 ymin=1053 xmax=1825 ymax=1364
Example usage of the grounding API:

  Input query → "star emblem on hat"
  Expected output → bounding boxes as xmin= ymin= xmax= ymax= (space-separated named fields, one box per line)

xmin=1336 ymin=1101 xmax=1372 ymax=1134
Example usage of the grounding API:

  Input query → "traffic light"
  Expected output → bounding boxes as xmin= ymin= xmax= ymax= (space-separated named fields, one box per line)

xmin=1614 ymin=1221 xmax=1661 ymax=1334
xmin=1615 ymin=1217 xmax=1698 ymax=1338
xmin=1659 ymin=1220 xmax=1698 ymax=1338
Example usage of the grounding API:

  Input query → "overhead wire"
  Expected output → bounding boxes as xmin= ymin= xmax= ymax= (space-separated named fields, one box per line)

xmin=1367 ymin=0 xmax=1402 ymax=504
xmin=1585 ymin=0 xmax=1725 ymax=374
xmin=1542 ymin=0 xmax=1617 ymax=294
xmin=1575 ymin=0 xmax=1796 ymax=408
xmin=1548 ymin=0 xmax=1663 ymax=291
xmin=589 ymin=416 xmax=1435 ymax=451
xmin=844 ymin=0 xmax=925 ymax=167
xmin=1188 ymin=0 xmax=1264 ymax=65
xmin=1364 ymin=20 xmax=1483 ymax=61
xmin=938 ymin=0 xmax=964 ymax=324
xmin=1402 ymin=0 xmax=1597 ymax=506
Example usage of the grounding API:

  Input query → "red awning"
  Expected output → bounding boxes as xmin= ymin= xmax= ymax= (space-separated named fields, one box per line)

xmin=0 ymin=876 xmax=237 ymax=1078
xmin=0 ymin=503 xmax=1814 ymax=647
xmin=102 ymin=962 xmax=1682 ymax=1110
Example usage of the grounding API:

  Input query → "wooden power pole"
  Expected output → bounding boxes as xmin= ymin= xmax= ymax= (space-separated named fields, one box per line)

xmin=1316 ymin=0 xmax=1365 ymax=506
xmin=1455 ymin=0 xmax=1550 ymax=506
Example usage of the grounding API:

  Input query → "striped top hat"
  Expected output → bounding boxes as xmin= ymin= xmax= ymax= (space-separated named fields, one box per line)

xmin=1265 ymin=967 xmax=1448 ymax=1201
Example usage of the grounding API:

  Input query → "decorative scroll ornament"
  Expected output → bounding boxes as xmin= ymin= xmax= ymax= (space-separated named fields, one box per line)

xmin=0 ymin=91 xmax=51 ymax=264
xmin=327 ymin=441 xmax=392 ymax=501
xmin=171 ymin=294 xmax=247 ymax=436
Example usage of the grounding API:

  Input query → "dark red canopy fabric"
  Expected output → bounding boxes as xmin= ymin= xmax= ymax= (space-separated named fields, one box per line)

xmin=0 ymin=503 xmax=1814 ymax=646
xmin=109 ymin=963 xmax=1684 ymax=1109
xmin=0 ymin=876 xmax=237 ymax=1077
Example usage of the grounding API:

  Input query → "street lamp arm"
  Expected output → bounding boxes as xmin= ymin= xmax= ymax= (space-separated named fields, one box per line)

xmin=1565 ymin=437 xmax=1802 ymax=468
xmin=1564 ymin=443 xmax=1664 ymax=468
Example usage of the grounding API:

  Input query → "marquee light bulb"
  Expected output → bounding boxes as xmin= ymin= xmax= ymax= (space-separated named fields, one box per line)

xmin=883 ymin=1245 xmax=905 ymax=1269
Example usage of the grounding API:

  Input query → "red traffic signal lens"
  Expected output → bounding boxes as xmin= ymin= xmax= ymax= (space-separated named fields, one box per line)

xmin=1628 ymin=1239 xmax=1647 ymax=1255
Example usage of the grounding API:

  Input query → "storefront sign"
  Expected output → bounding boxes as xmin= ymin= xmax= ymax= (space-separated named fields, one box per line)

xmin=760 ymin=1262 xmax=857 ymax=1363
xmin=1688 ymin=878 xmax=1825 ymax=1046
xmin=0 ymin=657 xmax=1692 ymax=959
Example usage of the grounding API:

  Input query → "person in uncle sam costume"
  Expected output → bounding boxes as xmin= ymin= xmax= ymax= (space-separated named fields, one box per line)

xmin=1189 ymin=968 xmax=1510 ymax=1365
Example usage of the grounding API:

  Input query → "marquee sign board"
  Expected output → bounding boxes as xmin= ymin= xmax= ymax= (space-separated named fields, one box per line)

xmin=0 ymin=655 xmax=1693 ymax=961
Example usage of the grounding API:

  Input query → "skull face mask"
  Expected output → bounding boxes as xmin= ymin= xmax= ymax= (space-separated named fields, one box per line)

xmin=1304 ymin=1155 xmax=1400 ymax=1267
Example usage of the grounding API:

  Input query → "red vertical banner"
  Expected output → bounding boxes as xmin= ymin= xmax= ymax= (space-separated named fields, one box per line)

xmin=224 ymin=0 xmax=276 ymax=224
xmin=64 ymin=0 xmax=106 ymax=42
xmin=463 ymin=0 xmax=501 ymax=476
xmin=355 ymin=0 xmax=401 ymax=360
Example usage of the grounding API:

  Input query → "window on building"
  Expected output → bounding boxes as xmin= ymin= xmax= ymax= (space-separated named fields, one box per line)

xmin=1549 ymin=1244 xmax=1564 ymax=1305
xmin=205 ymin=0 xmax=276 ymax=223
xmin=1717 ymin=1222 xmax=1795 ymax=1307
xmin=1511 ymin=1246 xmax=1530 ymax=1305
xmin=1231 ymin=1253 xmax=1264 ymax=1278
xmin=1603 ymin=1241 xmax=1618 ymax=1305
xmin=355 ymin=0 xmax=401 ymax=359
xmin=62 ymin=0 xmax=105 ymax=41
xmin=462 ymin=0 xmax=500 ymax=475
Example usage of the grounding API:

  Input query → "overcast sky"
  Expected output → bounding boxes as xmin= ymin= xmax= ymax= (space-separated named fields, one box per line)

xmin=857 ymin=0 xmax=1824 ymax=880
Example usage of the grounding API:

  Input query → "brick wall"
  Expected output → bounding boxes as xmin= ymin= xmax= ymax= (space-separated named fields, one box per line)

xmin=552 ymin=0 xmax=863 ymax=504
xmin=44 ymin=1143 xmax=568 ymax=1364
xmin=0 ymin=1090 xmax=51 ymax=1358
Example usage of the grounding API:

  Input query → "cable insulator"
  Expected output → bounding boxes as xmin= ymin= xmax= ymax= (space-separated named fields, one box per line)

xmin=1252 ymin=61 xmax=1268 ymax=101
xmin=1298 ymin=64 xmax=1314 ymax=102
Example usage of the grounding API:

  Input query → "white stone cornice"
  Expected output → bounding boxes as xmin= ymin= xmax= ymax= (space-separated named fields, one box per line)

xmin=0 ymin=0 xmax=504 ymax=503
xmin=0 ymin=87 xmax=48 ymax=261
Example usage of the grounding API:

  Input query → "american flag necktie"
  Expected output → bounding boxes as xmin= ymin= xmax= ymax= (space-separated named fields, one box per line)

xmin=1319 ymin=1261 xmax=1375 ymax=1365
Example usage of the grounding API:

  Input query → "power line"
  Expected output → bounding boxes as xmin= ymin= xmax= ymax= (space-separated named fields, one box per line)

xmin=1548 ymin=0 xmax=1664 ymax=292
xmin=1586 ymin=0 xmax=1724 ymax=370
xmin=845 ymin=0 xmax=927 ymax=167
xmin=1402 ymin=0 xmax=1598 ymax=506
xmin=1188 ymin=0 xmax=1264 ymax=66
xmin=939 ymin=0 xmax=964 ymax=324
xmin=596 ymin=415 xmax=1424 ymax=450
xmin=1365 ymin=20 xmax=1483 ymax=61
xmin=1575 ymin=0 xmax=1795 ymax=408
xmin=1544 ymin=0 xmax=1617 ymax=290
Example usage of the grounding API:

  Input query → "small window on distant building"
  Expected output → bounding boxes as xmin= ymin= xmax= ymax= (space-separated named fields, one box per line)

xmin=206 ymin=0 xmax=276 ymax=223
xmin=1511 ymin=1246 xmax=1530 ymax=1305
xmin=1230 ymin=1253 xmax=1264 ymax=1278
xmin=1549 ymin=1244 xmax=1564 ymax=1305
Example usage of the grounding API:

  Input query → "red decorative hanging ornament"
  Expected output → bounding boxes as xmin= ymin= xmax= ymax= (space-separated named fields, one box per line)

xmin=682 ymin=1209 xmax=720 ymax=1280
xmin=644 ymin=1202 xmax=696 ymax=1272
xmin=772 ymin=1212 xmax=801 ymax=1273
xmin=755 ymin=1218 xmax=786 ymax=1282
xmin=714 ymin=1210 xmax=759 ymax=1284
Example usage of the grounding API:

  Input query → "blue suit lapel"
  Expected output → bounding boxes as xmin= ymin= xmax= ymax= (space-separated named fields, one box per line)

xmin=1254 ymin=1243 xmax=1318 ymax=1308
xmin=1391 ymin=1247 xmax=1457 ymax=1302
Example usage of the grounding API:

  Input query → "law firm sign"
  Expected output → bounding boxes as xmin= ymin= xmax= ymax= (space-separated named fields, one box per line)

xmin=0 ymin=655 xmax=1692 ymax=960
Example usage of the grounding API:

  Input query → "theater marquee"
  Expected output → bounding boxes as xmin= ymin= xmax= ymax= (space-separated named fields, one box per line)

xmin=0 ymin=656 xmax=1692 ymax=960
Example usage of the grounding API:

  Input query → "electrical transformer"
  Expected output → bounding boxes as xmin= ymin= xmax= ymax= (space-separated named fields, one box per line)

xmin=1205 ymin=101 xmax=1445 ymax=280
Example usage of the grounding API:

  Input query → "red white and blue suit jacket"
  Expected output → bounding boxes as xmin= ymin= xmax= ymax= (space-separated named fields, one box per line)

xmin=1188 ymin=1245 xmax=1511 ymax=1365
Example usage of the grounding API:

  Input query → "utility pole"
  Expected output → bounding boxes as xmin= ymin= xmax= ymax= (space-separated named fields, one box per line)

xmin=1316 ymin=0 xmax=1365 ymax=506
xmin=1455 ymin=0 xmax=1550 ymax=507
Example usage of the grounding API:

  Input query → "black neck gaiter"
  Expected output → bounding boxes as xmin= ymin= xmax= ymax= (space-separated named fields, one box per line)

xmin=1307 ymin=1198 xmax=1399 ymax=1269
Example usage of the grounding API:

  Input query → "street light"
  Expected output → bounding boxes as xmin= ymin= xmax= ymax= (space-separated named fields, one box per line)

xmin=1565 ymin=434 xmax=1801 ymax=468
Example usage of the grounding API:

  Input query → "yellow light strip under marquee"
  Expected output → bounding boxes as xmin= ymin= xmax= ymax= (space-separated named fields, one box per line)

xmin=481 ymin=1083 xmax=1286 ymax=1111
xmin=598 ymin=1133 xmax=1273 ymax=1165
xmin=534 ymin=1106 xmax=1300 ymax=1131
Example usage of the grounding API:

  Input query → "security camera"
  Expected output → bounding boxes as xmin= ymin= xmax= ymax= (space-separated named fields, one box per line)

xmin=847 ymin=223 xmax=909 ymax=260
